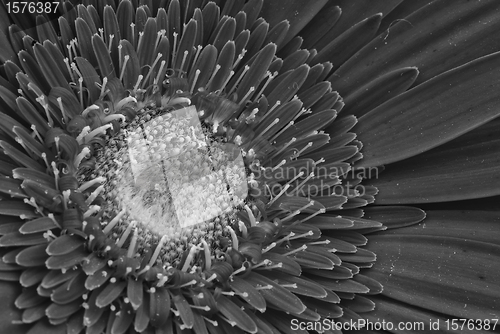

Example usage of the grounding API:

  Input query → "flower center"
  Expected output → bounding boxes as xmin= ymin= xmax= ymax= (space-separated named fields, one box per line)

xmin=93 ymin=104 xmax=248 ymax=268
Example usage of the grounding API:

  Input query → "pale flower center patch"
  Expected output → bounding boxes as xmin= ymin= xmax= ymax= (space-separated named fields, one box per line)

xmin=113 ymin=106 xmax=247 ymax=236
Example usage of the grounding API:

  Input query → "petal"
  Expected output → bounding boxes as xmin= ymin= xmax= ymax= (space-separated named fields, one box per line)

xmin=354 ymin=51 xmax=500 ymax=167
xmin=365 ymin=210 xmax=500 ymax=319
xmin=370 ymin=118 xmax=500 ymax=203
xmin=330 ymin=0 xmax=500 ymax=94
xmin=259 ymin=0 xmax=329 ymax=48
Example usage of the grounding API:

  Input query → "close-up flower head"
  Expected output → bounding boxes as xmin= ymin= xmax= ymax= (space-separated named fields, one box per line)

xmin=0 ymin=0 xmax=498 ymax=333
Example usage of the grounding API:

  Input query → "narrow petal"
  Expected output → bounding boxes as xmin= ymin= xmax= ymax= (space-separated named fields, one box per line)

xmin=355 ymin=51 xmax=500 ymax=167
xmin=370 ymin=118 xmax=500 ymax=203
xmin=365 ymin=211 xmax=500 ymax=319
xmin=330 ymin=0 xmax=500 ymax=94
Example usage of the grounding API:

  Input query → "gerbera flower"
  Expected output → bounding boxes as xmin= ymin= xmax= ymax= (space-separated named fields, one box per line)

xmin=0 ymin=1 xmax=498 ymax=334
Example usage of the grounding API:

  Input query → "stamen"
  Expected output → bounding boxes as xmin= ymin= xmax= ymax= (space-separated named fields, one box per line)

xmin=108 ymin=34 xmax=114 ymax=51
xmin=190 ymin=45 xmax=203 ymax=73
xmin=280 ymin=283 xmax=297 ymax=289
xmin=232 ymin=49 xmax=246 ymax=69
xmin=239 ymin=86 xmax=255 ymax=104
xmin=74 ymin=146 xmax=91 ymax=168
xmin=203 ymin=317 xmax=218 ymax=326
xmin=85 ymin=185 xmax=105 ymax=205
xmin=82 ymin=104 xmax=100 ymax=117
xmin=262 ymin=242 xmax=276 ymax=253
xmin=133 ymin=75 xmax=144 ymax=94
xmin=282 ymin=244 xmax=307 ymax=256
xmin=116 ymin=221 xmax=136 ymax=248
xmin=116 ymin=96 xmax=137 ymax=110
xmin=51 ymin=161 xmax=59 ymax=190
xmin=291 ymin=172 xmax=315 ymax=195
xmin=268 ymin=137 xmax=296 ymax=160
xmin=78 ymin=78 xmax=84 ymax=108
xmin=284 ymin=171 xmax=304 ymax=189
xmin=272 ymin=159 xmax=286 ymax=172
xmin=201 ymin=239 xmax=211 ymax=270
xmin=127 ymin=228 xmax=138 ymax=258
xmin=57 ymin=97 xmax=68 ymax=124
xmin=253 ymin=71 xmax=277 ymax=102
xmin=231 ymin=264 xmax=247 ymax=276
xmin=238 ymin=221 xmax=248 ymax=238
xmin=314 ymin=157 xmax=326 ymax=166
xmin=119 ymin=55 xmax=129 ymax=82
xmin=267 ymin=101 xmax=281 ymax=115
xmin=130 ymin=23 xmax=135 ymax=46
xmin=228 ymin=65 xmax=249 ymax=95
xmin=226 ymin=226 xmax=238 ymax=250
xmin=267 ymin=184 xmax=290 ymax=206
xmin=66 ymin=44 xmax=73 ymax=62
xmin=190 ymin=69 xmax=201 ymax=94
xmin=254 ymin=284 xmax=273 ymax=291
xmin=154 ymin=60 xmax=166 ymax=85
xmin=252 ymin=259 xmax=271 ymax=269
xmin=245 ymin=108 xmax=259 ymax=123
xmin=63 ymin=58 xmax=74 ymax=82
xmin=30 ymin=125 xmax=42 ymax=143
xmin=83 ymin=124 xmax=113 ymax=143
xmin=41 ymin=153 xmax=49 ymax=169
xmin=148 ymin=235 xmax=168 ymax=267
xmin=103 ymin=114 xmax=126 ymax=124
xmin=136 ymin=31 xmax=144 ymax=52
xmin=83 ymin=205 xmax=100 ymax=218
xmin=171 ymin=32 xmax=179 ymax=65
xmin=99 ymin=77 xmax=108 ymax=99
xmin=191 ymin=305 xmax=210 ymax=312
xmin=155 ymin=30 xmax=165 ymax=49
xmin=300 ymin=208 xmax=326 ymax=223
xmin=244 ymin=205 xmax=256 ymax=227
xmin=103 ymin=208 xmax=126 ymax=234
xmin=260 ymin=118 xmax=280 ymax=137
xmin=219 ymin=70 xmax=235 ymax=92
xmin=76 ymin=126 xmax=91 ymax=144
xmin=205 ymin=64 xmax=221 ymax=90
xmin=179 ymin=50 xmax=189 ymax=77
xmin=308 ymin=239 xmax=330 ymax=246
xmin=143 ymin=53 xmax=163 ymax=87
xmin=269 ymin=121 xmax=294 ymax=143
xmin=181 ymin=244 xmax=202 ymax=272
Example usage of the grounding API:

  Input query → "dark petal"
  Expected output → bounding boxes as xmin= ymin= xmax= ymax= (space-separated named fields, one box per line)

xmin=259 ymin=0 xmax=328 ymax=48
xmin=228 ymin=276 xmax=266 ymax=312
xmin=311 ymin=13 xmax=382 ymax=70
xmin=41 ymin=268 xmax=80 ymax=289
xmin=15 ymin=244 xmax=48 ymax=267
xmin=148 ymin=287 xmax=170 ymax=328
xmin=110 ymin=302 xmax=134 ymax=334
xmin=365 ymin=210 xmax=500 ymax=319
xmin=370 ymin=120 xmax=500 ymax=203
xmin=46 ymin=235 xmax=84 ymax=256
xmin=330 ymin=0 xmax=500 ymax=94
xmin=26 ymin=318 xmax=65 ymax=334
xmin=298 ymin=3 xmax=341 ymax=50
xmin=341 ymin=67 xmax=419 ymax=117
xmin=355 ymin=51 xmax=500 ymax=167
xmin=244 ymin=271 xmax=306 ymax=314
xmin=92 ymin=34 xmax=116 ymax=79
xmin=362 ymin=206 xmax=426 ymax=229
xmin=45 ymin=245 xmax=87 ymax=270
xmin=215 ymin=294 xmax=257 ymax=333
xmin=33 ymin=43 xmax=71 ymax=92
